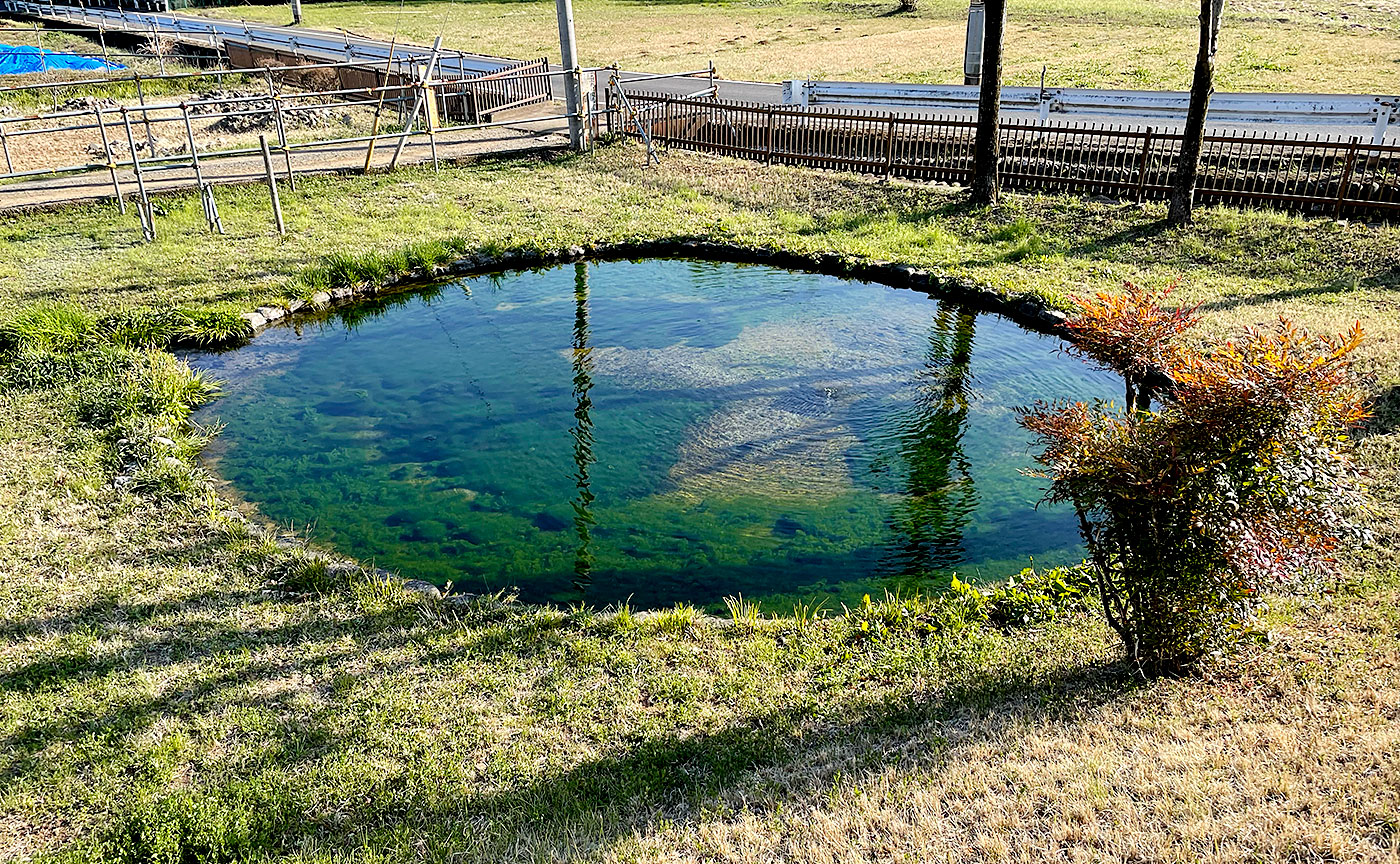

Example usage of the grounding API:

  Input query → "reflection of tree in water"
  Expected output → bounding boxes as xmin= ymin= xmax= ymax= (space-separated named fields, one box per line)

xmin=884 ymin=301 xmax=979 ymax=582
xmin=569 ymin=263 xmax=597 ymax=595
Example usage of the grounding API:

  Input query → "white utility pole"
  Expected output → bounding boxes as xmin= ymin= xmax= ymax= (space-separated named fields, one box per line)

xmin=555 ymin=0 xmax=585 ymax=150
xmin=291 ymin=0 xmax=302 ymax=26
xmin=963 ymin=0 xmax=985 ymax=85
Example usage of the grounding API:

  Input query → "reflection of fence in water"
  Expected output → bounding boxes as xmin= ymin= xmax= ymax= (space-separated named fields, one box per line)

xmin=626 ymin=92 xmax=1400 ymax=219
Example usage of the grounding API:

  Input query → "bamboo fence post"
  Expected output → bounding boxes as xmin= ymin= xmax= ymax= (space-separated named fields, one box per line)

xmin=149 ymin=20 xmax=166 ymax=75
xmin=259 ymin=134 xmax=286 ymax=235
xmin=34 ymin=23 xmax=47 ymax=75
xmin=121 ymin=107 xmax=155 ymax=242
xmin=93 ymin=104 xmax=126 ymax=213
xmin=362 ymin=36 xmax=401 ymax=172
xmin=34 ymin=23 xmax=60 ymax=111
xmin=425 ymin=79 xmax=439 ymax=171
xmin=181 ymin=102 xmax=223 ymax=234
xmin=134 ymin=75 xmax=155 ymax=155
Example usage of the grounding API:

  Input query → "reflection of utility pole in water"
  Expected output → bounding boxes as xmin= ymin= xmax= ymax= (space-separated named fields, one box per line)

xmin=887 ymin=302 xmax=980 ymax=580
xmin=569 ymin=263 xmax=597 ymax=595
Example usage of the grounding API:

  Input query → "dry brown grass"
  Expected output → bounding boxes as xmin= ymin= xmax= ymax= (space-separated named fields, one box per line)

xmin=639 ymin=589 xmax=1400 ymax=863
xmin=194 ymin=0 xmax=1400 ymax=93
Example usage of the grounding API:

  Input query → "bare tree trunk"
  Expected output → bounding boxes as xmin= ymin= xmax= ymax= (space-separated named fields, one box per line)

xmin=970 ymin=0 xmax=1005 ymax=206
xmin=1168 ymin=0 xmax=1225 ymax=225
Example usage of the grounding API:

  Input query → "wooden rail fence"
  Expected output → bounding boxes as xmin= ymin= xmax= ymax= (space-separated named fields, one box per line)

xmin=625 ymin=91 xmax=1400 ymax=219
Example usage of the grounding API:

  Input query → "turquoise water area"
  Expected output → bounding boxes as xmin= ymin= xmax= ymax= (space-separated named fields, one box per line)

xmin=192 ymin=259 xmax=1120 ymax=610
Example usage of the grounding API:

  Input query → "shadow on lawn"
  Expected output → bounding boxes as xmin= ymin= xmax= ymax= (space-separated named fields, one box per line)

xmin=348 ymin=652 xmax=1136 ymax=861
xmin=3 ymin=557 xmax=1136 ymax=862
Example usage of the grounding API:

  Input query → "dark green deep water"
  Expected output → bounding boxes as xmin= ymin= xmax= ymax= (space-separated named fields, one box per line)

xmin=192 ymin=259 xmax=1120 ymax=609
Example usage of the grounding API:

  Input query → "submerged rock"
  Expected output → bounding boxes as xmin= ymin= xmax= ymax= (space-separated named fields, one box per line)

xmin=531 ymin=511 xmax=570 ymax=532
xmin=772 ymin=515 xmax=802 ymax=538
xmin=669 ymin=401 xmax=859 ymax=499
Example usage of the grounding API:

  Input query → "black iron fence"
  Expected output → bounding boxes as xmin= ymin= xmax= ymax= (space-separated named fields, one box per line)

xmin=625 ymin=91 xmax=1400 ymax=219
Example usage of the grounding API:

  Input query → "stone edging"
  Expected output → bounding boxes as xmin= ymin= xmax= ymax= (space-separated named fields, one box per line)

xmin=238 ymin=238 xmax=1070 ymax=337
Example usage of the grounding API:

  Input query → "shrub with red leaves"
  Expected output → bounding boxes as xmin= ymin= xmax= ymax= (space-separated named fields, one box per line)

xmin=1020 ymin=283 xmax=1371 ymax=675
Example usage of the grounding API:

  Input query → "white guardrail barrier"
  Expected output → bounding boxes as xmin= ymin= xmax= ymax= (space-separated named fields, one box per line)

xmin=2 ymin=0 xmax=516 ymax=79
xmin=783 ymin=80 xmax=1399 ymax=145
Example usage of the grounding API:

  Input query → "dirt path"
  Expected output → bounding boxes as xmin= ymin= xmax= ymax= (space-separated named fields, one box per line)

xmin=0 ymin=117 xmax=569 ymax=212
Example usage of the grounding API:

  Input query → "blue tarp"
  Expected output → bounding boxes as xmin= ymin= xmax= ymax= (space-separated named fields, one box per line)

xmin=0 ymin=42 xmax=125 ymax=76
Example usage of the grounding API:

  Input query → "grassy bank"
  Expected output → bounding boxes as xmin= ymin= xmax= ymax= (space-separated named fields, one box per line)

xmin=189 ymin=0 xmax=1400 ymax=93
xmin=2 ymin=146 xmax=1399 ymax=862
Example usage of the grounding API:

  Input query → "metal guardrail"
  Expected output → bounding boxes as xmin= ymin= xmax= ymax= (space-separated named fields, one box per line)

xmin=784 ymin=80 xmax=1400 ymax=145
xmin=1 ymin=0 xmax=517 ymax=80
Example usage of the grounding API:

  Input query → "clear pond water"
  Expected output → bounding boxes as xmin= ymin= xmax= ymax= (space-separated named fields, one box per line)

xmin=193 ymin=259 xmax=1120 ymax=609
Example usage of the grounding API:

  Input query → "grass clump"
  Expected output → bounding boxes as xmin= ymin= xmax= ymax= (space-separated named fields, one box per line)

xmin=723 ymin=593 xmax=763 ymax=629
xmin=1 ymin=304 xmax=250 ymax=356
xmin=641 ymin=602 xmax=703 ymax=636
xmin=1 ymin=307 xmax=223 ymax=502
xmin=0 ymin=302 xmax=98 ymax=353
xmin=98 ymin=307 xmax=251 ymax=349
xmin=304 ymin=236 xmax=472 ymax=293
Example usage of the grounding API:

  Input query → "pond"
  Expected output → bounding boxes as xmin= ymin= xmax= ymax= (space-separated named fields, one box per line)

xmin=192 ymin=259 xmax=1120 ymax=610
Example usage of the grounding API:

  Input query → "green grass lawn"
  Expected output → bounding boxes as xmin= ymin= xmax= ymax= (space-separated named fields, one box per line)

xmin=2 ymin=145 xmax=1399 ymax=862
xmin=188 ymin=0 xmax=1400 ymax=92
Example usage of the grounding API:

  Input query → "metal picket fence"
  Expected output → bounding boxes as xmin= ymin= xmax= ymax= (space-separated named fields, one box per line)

xmin=625 ymin=92 xmax=1400 ymax=218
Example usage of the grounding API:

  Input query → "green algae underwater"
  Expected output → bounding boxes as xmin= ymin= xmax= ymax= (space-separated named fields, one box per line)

xmin=190 ymin=259 xmax=1121 ymax=610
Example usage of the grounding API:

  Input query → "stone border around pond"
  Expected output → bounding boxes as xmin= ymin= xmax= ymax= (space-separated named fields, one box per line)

xmin=237 ymin=239 xmax=1069 ymax=338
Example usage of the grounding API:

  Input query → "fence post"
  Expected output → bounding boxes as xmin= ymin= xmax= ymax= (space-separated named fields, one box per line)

xmin=0 ymin=124 xmax=12 ymax=176
xmin=120 ymin=107 xmax=155 ymax=242
xmin=134 ymin=75 xmax=155 ymax=155
xmin=259 ymin=134 xmax=286 ymax=235
xmin=272 ymin=95 xmax=295 ymax=190
xmin=148 ymin=20 xmax=166 ymax=75
xmin=425 ymin=80 xmax=440 ymax=171
xmin=34 ymin=23 xmax=47 ymax=75
xmin=1134 ymin=126 xmax=1154 ymax=204
xmin=181 ymin=102 xmax=223 ymax=234
xmin=93 ymin=105 xmax=126 ymax=214
xmin=884 ymin=115 xmax=897 ymax=175
xmin=1335 ymin=136 xmax=1359 ymax=219
xmin=765 ymin=106 xmax=775 ymax=164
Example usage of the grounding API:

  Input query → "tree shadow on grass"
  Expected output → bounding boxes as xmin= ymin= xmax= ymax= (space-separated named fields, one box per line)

xmin=4 ymin=549 xmax=1139 ymax=862
xmin=1361 ymin=384 xmax=1400 ymax=437
xmin=152 ymin=644 xmax=1138 ymax=862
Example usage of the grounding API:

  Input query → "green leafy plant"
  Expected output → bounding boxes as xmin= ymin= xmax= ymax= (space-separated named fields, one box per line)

xmin=1020 ymin=283 xmax=1370 ymax=674
xmin=844 ymin=581 xmax=986 ymax=643
xmin=982 ymin=566 xmax=1094 ymax=631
